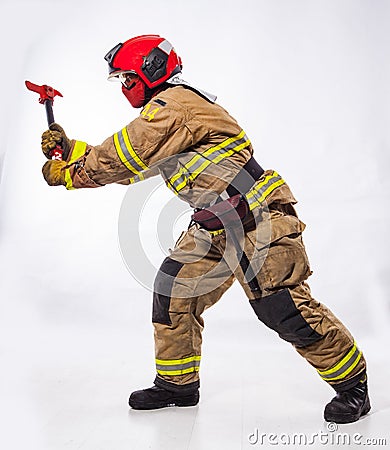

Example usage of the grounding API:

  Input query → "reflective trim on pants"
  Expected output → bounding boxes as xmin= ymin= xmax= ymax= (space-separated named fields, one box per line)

xmin=317 ymin=341 xmax=362 ymax=381
xmin=156 ymin=356 xmax=201 ymax=376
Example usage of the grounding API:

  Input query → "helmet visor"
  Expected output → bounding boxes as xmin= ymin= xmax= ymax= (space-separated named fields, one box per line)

xmin=108 ymin=70 xmax=138 ymax=87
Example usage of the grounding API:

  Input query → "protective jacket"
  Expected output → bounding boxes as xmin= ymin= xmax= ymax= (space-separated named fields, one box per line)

xmin=63 ymin=85 xmax=293 ymax=209
xmin=59 ymin=85 xmax=366 ymax=394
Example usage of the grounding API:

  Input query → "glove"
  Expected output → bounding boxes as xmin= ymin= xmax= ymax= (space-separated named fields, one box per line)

xmin=42 ymin=160 xmax=67 ymax=186
xmin=41 ymin=123 xmax=71 ymax=160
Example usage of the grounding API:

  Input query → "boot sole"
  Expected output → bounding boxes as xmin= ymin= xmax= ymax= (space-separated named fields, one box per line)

xmin=129 ymin=396 xmax=199 ymax=410
xmin=324 ymin=396 xmax=371 ymax=424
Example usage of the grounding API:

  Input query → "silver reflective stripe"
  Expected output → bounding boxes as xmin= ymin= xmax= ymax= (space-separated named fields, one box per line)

xmin=156 ymin=359 xmax=201 ymax=373
xmin=318 ymin=344 xmax=362 ymax=381
xmin=209 ymin=134 xmax=249 ymax=158
xmin=169 ymin=172 xmax=187 ymax=192
xmin=245 ymin=172 xmax=285 ymax=211
xmin=117 ymin=130 xmax=145 ymax=173
xmin=320 ymin=350 xmax=361 ymax=380
xmin=158 ymin=39 xmax=173 ymax=55
xmin=168 ymin=132 xmax=250 ymax=193
xmin=129 ymin=172 xmax=145 ymax=184
xmin=114 ymin=127 xmax=148 ymax=175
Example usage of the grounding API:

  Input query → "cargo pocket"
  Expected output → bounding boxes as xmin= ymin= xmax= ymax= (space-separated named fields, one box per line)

xmin=246 ymin=212 xmax=312 ymax=292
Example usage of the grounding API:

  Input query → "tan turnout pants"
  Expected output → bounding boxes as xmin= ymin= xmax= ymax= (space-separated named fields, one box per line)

xmin=152 ymin=197 xmax=366 ymax=394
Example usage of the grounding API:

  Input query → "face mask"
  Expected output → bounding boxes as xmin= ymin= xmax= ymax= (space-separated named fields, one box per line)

xmin=121 ymin=78 xmax=146 ymax=108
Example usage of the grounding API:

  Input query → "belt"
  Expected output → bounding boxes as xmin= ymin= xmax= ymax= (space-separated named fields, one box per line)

xmin=192 ymin=157 xmax=264 ymax=233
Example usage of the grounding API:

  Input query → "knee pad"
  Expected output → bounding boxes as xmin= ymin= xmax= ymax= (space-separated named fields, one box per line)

xmin=249 ymin=288 xmax=322 ymax=347
xmin=152 ymin=257 xmax=184 ymax=325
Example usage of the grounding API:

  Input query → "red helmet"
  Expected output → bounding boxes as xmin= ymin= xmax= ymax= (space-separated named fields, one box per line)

xmin=104 ymin=35 xmax=183 ymax=89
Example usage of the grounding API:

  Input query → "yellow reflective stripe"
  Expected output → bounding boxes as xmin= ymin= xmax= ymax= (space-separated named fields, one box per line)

xmin=168 ymin=150 xmax=208 ymax=187
xmin=129 ymin=172 xmax=145 ymax=184
xmin=209 ymin=228 xmax=225 ymax=237
xmin=317 ymin=341 xmax=363 ymax=382
xmin=64 ymin=141 xmax=87 ymax=190
xmin=114 ymin=132 xmax=138 ymax=174
xmin=121 ymin=127 xmax=148 ymax=171
xmin=171 ymin=130 xmax=247 ymax=184
xmin=211 ymin=139 xmax=251 ymax=164
xmin=318 ymin=342 xmax=358 ymax=376
xmin=174 ymin=157 xmax=213 ymax=191
xmin=64 ymin=168 xmax=75 ymax=190
xmin=248 ymin=179 xmax=285 ymax=210
xmin=171 ymin=140 xmax=249 ymax=192
xmin=322 ymin=352 xmax=362 ymax=381
xmin=155 ymin=355 xmax=201 ymax=366
xmin=155 ymin=355 xmax=201 ymax=376
xmin=245 ymin=171 xmax=286 ymax=211
xmin=68 ymin=141 xmax=87 ymax=164
xmin=167 ymin=130 xmax=250 ymax=193
xmin=245 ymin=172 xmax=278 ymax=201
xmin=174 ymin=179 xmax=188 ymax=193
xmin=203 ymin=129 xmax=246 ymax=158
xmin=169 ymin=167 xmax=189 ymax=187
xmin=156 ymin=367 xmax=200 ymax=376
xmin=114 ymin=128 xmax=148 ymax=175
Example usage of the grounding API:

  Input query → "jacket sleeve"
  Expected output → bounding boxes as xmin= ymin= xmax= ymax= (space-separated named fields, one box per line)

xmin=62 ymin=96 xmax=208 ymax=190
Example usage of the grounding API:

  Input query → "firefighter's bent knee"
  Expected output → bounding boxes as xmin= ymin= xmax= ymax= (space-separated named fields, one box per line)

xmin=249 ymin=288 xmax=323 ymax=347
xmin=152 ymin=257 xmax=184 ymax=325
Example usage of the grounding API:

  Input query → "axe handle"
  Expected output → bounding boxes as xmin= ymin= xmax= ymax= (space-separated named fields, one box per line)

xmin=44 ymin=99 xmax=55 ymax=126
xmin=44 ymin=99 xmax=63 ymax=160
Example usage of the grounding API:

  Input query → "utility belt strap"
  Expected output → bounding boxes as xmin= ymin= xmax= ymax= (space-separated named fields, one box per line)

xmin=191 ymin=157 xmax=264 ymax=294
xmin=191 ymin=157 xmax=264 ymax=231
xmin=225 ymin=157 xmax=264 ymax=197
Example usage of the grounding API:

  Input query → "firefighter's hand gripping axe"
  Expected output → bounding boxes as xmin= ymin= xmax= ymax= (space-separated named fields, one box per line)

xmin=25 ymin=80 xmax=64 ymax=160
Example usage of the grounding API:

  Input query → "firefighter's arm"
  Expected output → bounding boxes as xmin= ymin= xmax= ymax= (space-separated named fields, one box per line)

xmin=41 ymin=129 xmax=142 ymax=189
xmin=84 ymin=95 xmax=208 ymax=186
xmin=41 ymin=96 xmax=207 ymax=189
xmin=80 ymin=99 xmax=203 ymax=187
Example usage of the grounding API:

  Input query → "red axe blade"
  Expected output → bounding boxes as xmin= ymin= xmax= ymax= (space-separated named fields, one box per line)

xmin=25 ymin=80 xmax=63 ymax=104
xmin=25 ymin=79 xmax=63 ymax=127
xmin=25 ymin=80 xmax=64 ymax=160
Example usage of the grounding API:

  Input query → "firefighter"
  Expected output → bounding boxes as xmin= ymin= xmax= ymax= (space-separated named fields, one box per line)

xmin=41 ymin=35 xmax=370 ymax=423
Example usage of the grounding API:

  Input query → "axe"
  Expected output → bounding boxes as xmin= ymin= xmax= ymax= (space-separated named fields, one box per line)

xmin=25 ymin=80 xmax=64 ymax=160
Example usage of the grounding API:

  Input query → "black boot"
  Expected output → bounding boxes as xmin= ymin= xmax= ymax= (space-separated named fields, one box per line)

xmin=324 ymin=377 xmax=371 ymax=424
xmin=129 ymin=385 xmax=200 ymax=410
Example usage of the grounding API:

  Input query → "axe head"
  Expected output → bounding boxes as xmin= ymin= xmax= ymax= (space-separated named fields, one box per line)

xmin=25 ymin=80 xmax=63 ymax=104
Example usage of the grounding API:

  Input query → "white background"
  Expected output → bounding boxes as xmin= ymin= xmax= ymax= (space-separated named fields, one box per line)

xmin=0 ymin=1 xmax=389 ymax=449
